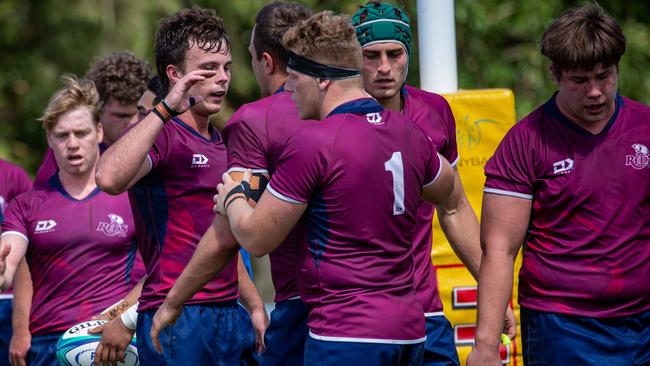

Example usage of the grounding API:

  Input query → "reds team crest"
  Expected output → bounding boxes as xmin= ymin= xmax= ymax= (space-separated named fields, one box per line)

xmin=96 ymin=213 xmax=129 ymax=237
xmin=625 ymin=143 xmax=650 ymax=169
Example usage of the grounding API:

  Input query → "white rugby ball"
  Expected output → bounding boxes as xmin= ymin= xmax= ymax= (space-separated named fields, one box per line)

xmin=56 ymin=320 xmax=138 ymax=366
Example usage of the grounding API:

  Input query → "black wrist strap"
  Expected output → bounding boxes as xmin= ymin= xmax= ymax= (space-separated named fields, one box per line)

xmin=151 ymin=107 xmax=168 ymax=124
xmin=224 ymin=181 xmax=252 ymax=206
xmin=225 ymin=194 xmax=246 ymax=212
xmin=161 ymin=99 xmax=182 ymax=116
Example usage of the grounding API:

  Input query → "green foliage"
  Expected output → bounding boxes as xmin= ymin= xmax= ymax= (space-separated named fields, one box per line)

xmin=1 ymin=0 xmax=648 ymax=173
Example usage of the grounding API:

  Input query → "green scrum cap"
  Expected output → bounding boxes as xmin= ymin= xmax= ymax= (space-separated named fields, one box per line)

xmin=352 ymin=2 xmax=412 ymax=57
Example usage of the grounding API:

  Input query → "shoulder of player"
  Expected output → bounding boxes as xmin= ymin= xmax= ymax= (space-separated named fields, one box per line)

xmin=620 ymin=95 xmax=650 ymax=121
xmin=404 ymin=85 xmax=449 ymax=109
xmin=0 ymin=159 xmax=29 ymax=178
xmin=224 ymin=93 xmax=290 ymax=133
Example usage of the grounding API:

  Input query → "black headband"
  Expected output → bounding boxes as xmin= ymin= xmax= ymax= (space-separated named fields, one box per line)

xmin=287 ymin=51 xmax=360 ymax=80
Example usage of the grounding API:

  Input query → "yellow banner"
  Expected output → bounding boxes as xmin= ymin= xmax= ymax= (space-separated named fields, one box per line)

xmin=432 ymin=89 xmax=522 ymax=365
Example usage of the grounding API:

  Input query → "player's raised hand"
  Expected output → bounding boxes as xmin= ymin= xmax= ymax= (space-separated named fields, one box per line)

xmin=163 ymin=70 xmax=217 ymax=114
xmin=150 ymin=301 xmax=183 ymax=354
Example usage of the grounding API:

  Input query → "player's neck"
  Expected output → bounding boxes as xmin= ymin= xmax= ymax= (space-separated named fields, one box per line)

xmin=263 ymin=75 xmax=287 ymax=97
xmin=58 ymin=168 xmax=98 ymax=199
xmin=378 ymin=93 xmax=402 ymax=113
xmin=178 ymin=109 xmax=212 ymax=139
xmin=321 ymin=86 xmax=371 ymax=120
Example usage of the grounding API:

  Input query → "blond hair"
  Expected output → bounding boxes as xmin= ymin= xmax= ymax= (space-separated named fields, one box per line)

xmin=283 ymin=11 xmax=362 ymax=70
xmin=40 ymin=75 xmax=100 ymax=132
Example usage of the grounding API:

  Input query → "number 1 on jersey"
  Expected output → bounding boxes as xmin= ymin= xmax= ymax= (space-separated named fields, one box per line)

xmin=385 ymin=152 xmax=405 ymax=215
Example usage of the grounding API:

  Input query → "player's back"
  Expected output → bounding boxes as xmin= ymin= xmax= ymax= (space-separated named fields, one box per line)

xmin=270 ymin=98 xmax=441 ymax=341
xmin=223 ymin=91 xmax=310 ymax=302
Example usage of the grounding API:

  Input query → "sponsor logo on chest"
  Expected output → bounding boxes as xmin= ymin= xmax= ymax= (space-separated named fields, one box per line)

xmin=34 ymin=220 xmax=57 ymax=233
xmin=191 ymin=153 xmax=210 ymax=168
xmin=96 ymin=214 xmax=129 ymax=237
xmin=366 ymin=112 xmax=383 ymax=124
xmin=553 ymin=158 xmax=574 ymax=175
xmin=625 ymin=143 xmax=650 ymax=170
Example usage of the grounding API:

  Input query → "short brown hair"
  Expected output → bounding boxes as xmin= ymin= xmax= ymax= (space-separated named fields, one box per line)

xmin=541 ymin=3 xmax=626 ymax=77
xmin=85 ymin=51 xmax=152 ymax=105
xmin=283 ymin=11 xmax=362 ymax=70
xmin=155 ymin=6 xmax=230 ymax=93
xmin=40 ymin=75 xmax=100 ymax=132
xmin=253 ymin=2 xmax=312 ymax=73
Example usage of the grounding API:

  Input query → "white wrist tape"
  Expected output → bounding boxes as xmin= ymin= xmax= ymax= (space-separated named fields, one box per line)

xmin=120 ymin=303 xmax=139 ymax=331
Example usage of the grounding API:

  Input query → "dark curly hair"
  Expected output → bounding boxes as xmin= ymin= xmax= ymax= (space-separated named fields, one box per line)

xmin=155 ymin=6 xmax=230 ymax=93
xmin=84 ymin=51 xmax=152 ymax=106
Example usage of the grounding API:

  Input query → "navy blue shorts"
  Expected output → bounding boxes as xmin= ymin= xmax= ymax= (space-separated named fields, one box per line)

xmin=423 ymin=314 xmax=460 ymax=366
xmin=137 ymin=302 xmax=258 ymax=366
xmin=27 ymin=332 xmax=61 ymax=366
xmin=304 ymin=336 xmax=424 ymax=366
xmin=261 ymin=298 xmax=309 ymax=366
xmin=521 ymin=307 xmax=650 ymax=365
xmin=0 ymin=299 xmax=12 ymax=366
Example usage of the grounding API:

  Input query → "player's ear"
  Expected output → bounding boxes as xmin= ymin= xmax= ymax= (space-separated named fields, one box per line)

xmin=96 ymin=122 xmax=104 ymax=144
xmin=167 ymin=64 xmax=183 ymax=84
xmin=549 ymin=64 xmax=561 ymax=85
xmin=317 ymin=78 xmax=331 ymax=91
xmin=262 ymin=52 xmax=275 ymax=75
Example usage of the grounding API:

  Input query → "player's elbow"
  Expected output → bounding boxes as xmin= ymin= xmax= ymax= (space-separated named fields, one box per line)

xmin=95 ymin=169 xmax=126 ymax=195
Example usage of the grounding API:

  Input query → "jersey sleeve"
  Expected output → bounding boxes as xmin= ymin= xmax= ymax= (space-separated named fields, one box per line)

xmin=437 ymin=99 xmax=459 ymax=167
xmin=423 ymin=152 xmax=444 ymax=187
xmin=223 ymin=106 xmax=269 ymax=173
xmin=266 ymin=128 xmax=325 ymax=204
xmin=483 ymin=125 xmax=535 ymax=199
xmin=1 ymin=193 xmax=31 ymax=242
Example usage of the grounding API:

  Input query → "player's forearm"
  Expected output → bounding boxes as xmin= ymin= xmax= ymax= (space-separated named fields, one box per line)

xmin=11 ymin=261 xmax=32 ymax=333
xmin=439 ymin=195 xmax=481 ymax=279
xmin=166 ymin=217 xmax=239 ymax=308
xmin=473 ymin=248 xmax=516 ymax=349
xmin=96 ymin=114 xmax=163 ymax=194
xmin=237 ymin=255 xmax=264 ymax=314
xmin=227 ymin=200 xmax=273 ymax=257
xmin=102 ymin=276 xmax=146 ymax=319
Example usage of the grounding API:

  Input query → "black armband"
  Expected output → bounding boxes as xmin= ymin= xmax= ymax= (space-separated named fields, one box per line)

xmin=249 ymin=173 xmax=270 ymax=202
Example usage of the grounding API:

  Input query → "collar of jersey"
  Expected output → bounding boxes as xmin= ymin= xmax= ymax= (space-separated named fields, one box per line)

xmin=545 ymin=92 xmax=623 ymax=136
xmin=172 ymin=116 xmax=220 ymax=143
xmin=327 ymin=98 xmax=384 ymax=117
xmin=51 ymin=173 xmax=102 ymax=202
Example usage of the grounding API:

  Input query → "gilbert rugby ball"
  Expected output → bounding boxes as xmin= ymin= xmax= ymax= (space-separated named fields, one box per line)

xmin=56 ymin=320 xmax=138 ymax=366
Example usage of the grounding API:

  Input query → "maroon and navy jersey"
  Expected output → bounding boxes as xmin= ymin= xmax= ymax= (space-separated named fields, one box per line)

xmin=133 ymin=117 xmax=238 ymax=312
xmin=484 ymin=94 xmax=650 ymax=318
xmin=33 ymin=147 xmax=145 ymax=286
xmin=268 ymin=98 xmax=442 ymax=343
xmin=403 ymin=86 xmax=459 ymax=314
xmin=1 ymin=175 xmax=136 ymax=334
xmin=0 ymin=159 xmax=32 ymax=297
xmin=0 ymin=159 xmax=31 ymax=225
xmin=223 ymin=91 xmax=311 ymax=303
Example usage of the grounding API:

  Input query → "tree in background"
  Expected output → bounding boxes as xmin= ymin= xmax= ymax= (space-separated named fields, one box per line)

xmin=1 ymin=0 xmax=648 ymax=172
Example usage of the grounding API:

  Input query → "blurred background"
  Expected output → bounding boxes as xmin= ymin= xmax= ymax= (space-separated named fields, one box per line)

xmin=1 ymin=0 xmax=649 ymax=173
xmin=1 ymin=0 xmax=649 ymax=302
